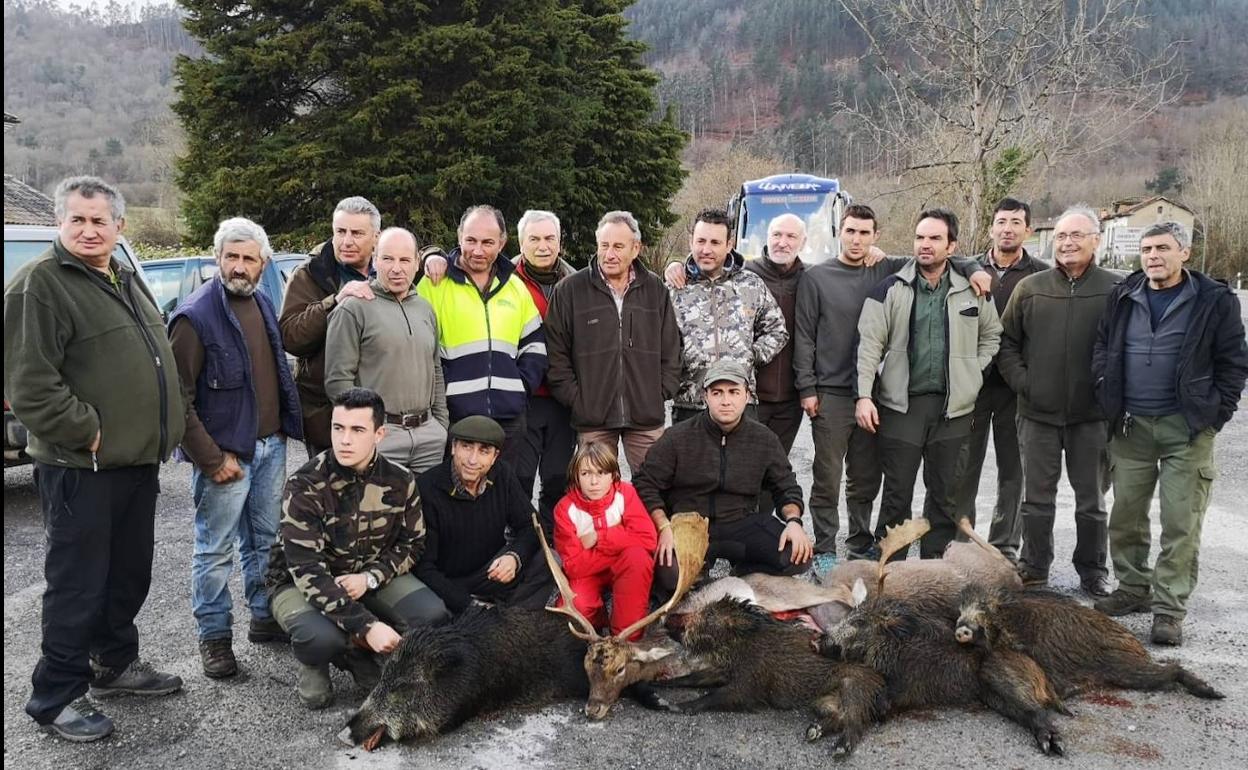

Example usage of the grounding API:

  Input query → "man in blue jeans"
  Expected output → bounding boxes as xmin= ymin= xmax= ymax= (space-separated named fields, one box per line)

xmin=170 ymin=216 xmax=304 ymax=678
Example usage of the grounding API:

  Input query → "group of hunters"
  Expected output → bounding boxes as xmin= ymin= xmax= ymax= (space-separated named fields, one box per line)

xmin=4 ymin=174 xmax=1245 ymax=743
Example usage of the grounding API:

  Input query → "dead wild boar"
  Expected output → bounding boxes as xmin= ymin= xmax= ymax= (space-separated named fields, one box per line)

xmin=955 ymin=585 xmax=1224 ymax=700
xmin=666 ymin=596 xmax=887 ymax=757
xmin=817 ymin=521 xmax=1069 ymax=756
xmin=346 ymin=606 xmax=593 ymax=749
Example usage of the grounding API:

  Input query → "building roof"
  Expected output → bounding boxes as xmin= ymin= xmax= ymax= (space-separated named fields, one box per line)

xmin=1105 ymin=195 xmax=1194 ymax=218
xmin=4 ymin=174 xmax=57 ymax=226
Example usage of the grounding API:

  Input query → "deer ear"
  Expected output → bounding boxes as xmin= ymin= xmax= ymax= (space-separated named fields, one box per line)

xmin=851 ymin=578 xmax=868 ymax=607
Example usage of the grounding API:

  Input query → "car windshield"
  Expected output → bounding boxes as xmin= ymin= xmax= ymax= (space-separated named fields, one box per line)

xmin=143 ymin=263 xmax=185 ymax=316
xmin=4 ymin=240 xmax=136 ymax=288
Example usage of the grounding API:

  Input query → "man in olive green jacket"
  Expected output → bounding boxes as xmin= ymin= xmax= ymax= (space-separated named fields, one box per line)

xmin=3 ymin=177 xmax=186 ymax=742
xmin=996 ymin=205 xmax=1120 ymax=596
xmin=855 ymin=209 xmax=1001 ymax=559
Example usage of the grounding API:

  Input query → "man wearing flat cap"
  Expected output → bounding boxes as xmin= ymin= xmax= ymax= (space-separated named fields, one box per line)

xmin=414 ymin=416 xmax=553 ymax=613
xmin=635 ymin=360 xmax=813 ymax=592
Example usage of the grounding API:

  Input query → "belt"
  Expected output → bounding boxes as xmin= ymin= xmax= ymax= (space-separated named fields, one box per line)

xmin=385 ymin=410 xmax=430 ymax=429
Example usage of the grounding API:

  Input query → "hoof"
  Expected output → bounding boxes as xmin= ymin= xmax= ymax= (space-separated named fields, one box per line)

xmin=805 ymin=723 xmax=824 ymax=742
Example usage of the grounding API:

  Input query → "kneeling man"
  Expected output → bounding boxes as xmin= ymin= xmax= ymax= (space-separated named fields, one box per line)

xmin=415 ymin=416 xmax=554 ymax=613
xmin=635 ymin=360 xmax=813 ymax=590
xmin=266 ymin=388 xmax=448 ymax=709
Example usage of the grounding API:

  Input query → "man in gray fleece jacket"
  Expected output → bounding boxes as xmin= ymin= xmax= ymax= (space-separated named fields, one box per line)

xmin=325 ymin=228 xmax=448 ymax=473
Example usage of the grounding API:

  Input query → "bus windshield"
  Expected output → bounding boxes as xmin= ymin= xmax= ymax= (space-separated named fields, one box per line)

xmin=735 ymin=175 xmax=842 ymax=264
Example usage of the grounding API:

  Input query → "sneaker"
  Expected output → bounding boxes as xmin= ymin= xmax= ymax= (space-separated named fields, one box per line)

xmin=199 ymin=639 xmax=238 ymax=679
xmin=43 ymin=697 xmax=114 ymax=742
xmin=297 ymin=664 xmax=333 ymax=709
xmin=811 ymin=552 xmax=839 ymax=582
xmin=248 ymin=616 xmax=290 ymax=644
xmin=335 ymin=647 xmax=382 ymax=691
xmin=1151 ymin=615 xmax=1183 ymax=646
xmin=1094 ymin=589 xmax=1152 ymax=617
xmin=846 ymin=545 xmax=881 ymax=562
xmin=1080 ymin=575 xmax=1113 ymax=598
xmin=90 ymin=659 xmax=183 ymax=698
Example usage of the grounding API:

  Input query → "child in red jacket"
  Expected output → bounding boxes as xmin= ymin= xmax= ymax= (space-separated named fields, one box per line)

xmin=553 ymin=441 xmax=658 ymax=640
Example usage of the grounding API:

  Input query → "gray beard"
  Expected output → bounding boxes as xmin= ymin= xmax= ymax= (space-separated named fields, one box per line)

xmin=223 ymin=277 xmax=258 ymax=296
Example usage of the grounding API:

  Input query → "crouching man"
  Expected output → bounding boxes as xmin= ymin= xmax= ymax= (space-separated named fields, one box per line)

xmin=265 ymin=388 xmax=448 ymax=709
xmin=635 ymin=359 xmax=813 ymax=591
xmin=414 ymin=416 xmax=555 ymax=614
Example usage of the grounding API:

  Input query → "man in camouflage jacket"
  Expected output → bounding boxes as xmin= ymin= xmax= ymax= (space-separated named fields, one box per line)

xmin=265 ymin=388 xmax=448 ymax=709
xmin=670 ymin=208 xmax=788 ymax=422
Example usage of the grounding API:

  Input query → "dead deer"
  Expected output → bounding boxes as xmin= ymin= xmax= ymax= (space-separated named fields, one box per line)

xmin=818 ymin=519 xmax=1070 ymax=756
xmin=538 ymin=510 xmax=711 ymax=720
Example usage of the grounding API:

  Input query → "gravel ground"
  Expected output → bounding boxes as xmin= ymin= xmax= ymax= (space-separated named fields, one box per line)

xmin=5 ymin=389 xmax=1247 ymax=769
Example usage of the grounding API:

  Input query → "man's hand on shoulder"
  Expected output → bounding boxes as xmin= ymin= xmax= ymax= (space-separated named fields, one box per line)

xmin=969 ymin=270 xmax=993 ymax=297
xmin=664 ymin=261 xmax=686 ymax=289
xmin=423 ymin=253 xmax=448 ymax=285
xmin=336 ymin=280 xmax=374 ymax=304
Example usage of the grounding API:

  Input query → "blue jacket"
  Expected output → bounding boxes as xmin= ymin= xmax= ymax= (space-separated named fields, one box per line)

xmin=170 ymin=277 xmax=303 ymax=460
xmin=1093 ymin=269 xmax=1248 ymax=437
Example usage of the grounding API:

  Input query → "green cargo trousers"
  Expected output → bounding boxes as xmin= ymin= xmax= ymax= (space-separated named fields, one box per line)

xmin=1108 ymin=413 xmax=1217 ymax=621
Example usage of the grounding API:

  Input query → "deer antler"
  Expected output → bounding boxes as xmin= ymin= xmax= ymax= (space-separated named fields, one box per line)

xmin=876 ymin=518 xmax=930 ymax=593
xmin=533 ymin=512 xmax=601 ymax=641
xmin=615 ymin=512 xmax=710 ymax=641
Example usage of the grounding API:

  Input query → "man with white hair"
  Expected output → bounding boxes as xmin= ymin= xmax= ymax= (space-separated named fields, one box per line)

xmin=744 ymin=213 xmax=808 ymax=457
xmin=997 ymin=204 xmax=1119 ymax=597
xmin=545 ymin=210 xmax=682 ymax=477
xmin=325 ymin=227 xmax=448 ymax=474
xmin=170 ymin=216 xmax=304 ymax=679
xmin=280 ymin=196 xmax=381 ymax=455
xmin=1092 ymin=221 xmax=1247 ymax=645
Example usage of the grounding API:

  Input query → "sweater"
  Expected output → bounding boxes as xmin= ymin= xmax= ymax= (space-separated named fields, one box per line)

xmin=414 ymin=459 xmax=541 ymax=613
xmin=324 ymin=279 xmax=448 ymax=427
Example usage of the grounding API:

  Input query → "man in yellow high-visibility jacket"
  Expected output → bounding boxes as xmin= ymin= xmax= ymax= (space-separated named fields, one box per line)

xmin=417 ymin=205 xmax=547 ymax=463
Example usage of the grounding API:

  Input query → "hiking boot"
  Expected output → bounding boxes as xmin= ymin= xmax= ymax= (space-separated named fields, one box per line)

xmin=199 ymin=639 xmax=238 ymax=679
xmin=1018 ymin=569 xmax=1048 ymax=589
xmin=247 ymin=616 xmax=290 ymax=644
xmin=43 ymin=697 xmax=114 ymax=743
xmin=90 ymin=659 xmax=183 ymax=698
xmin=297 ymin=664 xmax=333 ymax=710
xmin=1151 ymin=615 xmax=1183 ymax=646
xmin=846 ymin=545 xmax=881 ymax=562
xmin=335 ymin=647 xmax=381 ymax=691
xmin=811 ymin=552 xmax=839 ymax=583
xmin=1080 ymin=575 xmax=1113 ymax=597
xmin=1094 ymin=589 xmax=1152 ymax=617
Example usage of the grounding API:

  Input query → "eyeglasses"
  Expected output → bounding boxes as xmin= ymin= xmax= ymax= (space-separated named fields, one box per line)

xmin=1053 ymin=231 xmax=1093 ymax=243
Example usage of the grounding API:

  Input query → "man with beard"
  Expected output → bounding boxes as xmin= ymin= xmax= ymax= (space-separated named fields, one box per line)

xmin=170 ymin=217 xmax=304 ymax=679
xmin=325 ymin=227 xmax=448 ymax=474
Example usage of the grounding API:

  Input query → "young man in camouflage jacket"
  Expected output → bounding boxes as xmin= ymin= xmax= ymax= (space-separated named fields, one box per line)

xmin=669 ymin=208 xmax=788 ymax=423
xmin=265 ymin=388 xmax=448 ymax=709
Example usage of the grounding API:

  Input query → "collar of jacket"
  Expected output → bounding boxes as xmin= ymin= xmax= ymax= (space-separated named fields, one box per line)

xmin=978 ymin=247 xmax=1038 ymax=272
xmin=587 ymin=256 xmax=653 ymax=291
xmin=445 ymin=247 xmax=518 ymax=296
xmin=368 ymin=277 xmax=418 ymax=303
xmin=752 ymin=251 xmax=805 ymax=279
xmin=683 ymin=249 xmax=745 ymax=283
xmin=53 ymin=238 xmax=131 ymax=281
xmin=326 ymin=447 xmax=381 ymax=481
xmin=699 ymin=408 xmax=744 ymax=438
xmin=1056 ymin=262 xmax=1109 ymax=286
xmin=307 ymin=240 xmax=371 ymax=294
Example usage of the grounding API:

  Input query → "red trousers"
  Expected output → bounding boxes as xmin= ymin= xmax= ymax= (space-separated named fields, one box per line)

xmin=563 ymin=545 xmax=655 ymax=641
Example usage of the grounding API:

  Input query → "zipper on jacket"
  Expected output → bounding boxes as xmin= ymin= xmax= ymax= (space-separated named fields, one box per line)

xmin=1065 ymin=275 xmax=1076 ymax=421
xmin=481 ymin=284 xmax=494 ymax=415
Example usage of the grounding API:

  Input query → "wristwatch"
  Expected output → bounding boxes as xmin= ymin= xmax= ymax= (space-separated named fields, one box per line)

xmin=365 ymin=573 xmax=379 ymax=591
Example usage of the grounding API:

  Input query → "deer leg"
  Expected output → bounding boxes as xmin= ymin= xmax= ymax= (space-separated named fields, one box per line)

xmin=653 ymin=669 xmax=730 ymax=689
xmin=677 ymin=685 xmax=753 ymax=714
xmin=625 ymin=682 xmax=679 ymax=712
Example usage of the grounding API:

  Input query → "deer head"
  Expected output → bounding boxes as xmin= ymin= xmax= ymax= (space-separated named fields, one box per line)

xmin=533 ymin=511 xmax=709 ymax=720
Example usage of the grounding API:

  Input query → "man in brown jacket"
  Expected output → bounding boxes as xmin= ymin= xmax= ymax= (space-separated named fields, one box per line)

xmin=279 ymin=196 xmax=380 ymax=454
xmin=545 ymin=210 xmax=683 ymax=473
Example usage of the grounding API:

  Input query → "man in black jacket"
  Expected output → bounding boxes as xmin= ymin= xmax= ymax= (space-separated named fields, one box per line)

xmin=415 ymin=416 xmax=553 ymax=614
xmin=1091 ymin=221 xmax=1248 ymax=646
xmin=635 ymin=360 xmax=813 ymax=591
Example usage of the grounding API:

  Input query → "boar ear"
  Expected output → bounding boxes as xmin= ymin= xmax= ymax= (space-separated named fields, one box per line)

xmin=851 ymin=578 xmax=868 ymax=607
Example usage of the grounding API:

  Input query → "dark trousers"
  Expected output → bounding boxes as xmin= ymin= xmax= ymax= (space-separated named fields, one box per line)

xmin=512 ymin=396 xmax=577 ymax=533
xmin=755 ymin=399 xmax=803 ymax=516
xmin=450 ymin=558 xmax=556 ymax=610
xmin=925 ymin=380 xmax=1024 ymax=558
xmin=1017 ymin=417 xmax=1109 ymax=581
xmin=809 ymin=393 xmax=882 ymax=557
xmin=655 ymin=513 xmax=806 ymax=591
xmin=877 ymin=395 xmax=972 ymax=560
xmin=272 ymin=574 xmax=448 ymax=667
xmin=26 ymin=463 xmax=160 ymax=724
